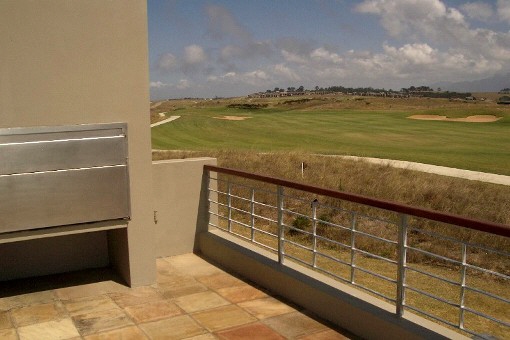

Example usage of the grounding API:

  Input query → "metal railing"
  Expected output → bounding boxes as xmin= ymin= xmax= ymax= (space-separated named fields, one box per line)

xmin=204 ymin=165 xmax=510 ymax=338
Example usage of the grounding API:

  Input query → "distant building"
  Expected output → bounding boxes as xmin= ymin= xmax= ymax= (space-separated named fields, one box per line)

xmin=497 ymin=96 xmax=510 ymax=104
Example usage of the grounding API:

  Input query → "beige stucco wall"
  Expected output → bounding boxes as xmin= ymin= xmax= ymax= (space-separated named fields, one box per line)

xmin=0 ymin=0 xmax=154 ymax=286
xmin=152 ymin=158 xmax=217 ymax=257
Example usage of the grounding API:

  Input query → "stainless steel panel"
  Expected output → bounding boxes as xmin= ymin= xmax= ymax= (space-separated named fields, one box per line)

xmin=0 ymin=124 xmax=125 ymax=144
xmin=0 ymin=123 xmax=130 ymax=234
xmin=0 ymin=166 xmax=129 ymax=233
xmin=0 ymin=136 xmax=126 ymax=175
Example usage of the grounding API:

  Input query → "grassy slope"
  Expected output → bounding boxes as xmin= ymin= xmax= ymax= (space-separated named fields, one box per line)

xmin=151 ymin=96 xmax=510 ymax=175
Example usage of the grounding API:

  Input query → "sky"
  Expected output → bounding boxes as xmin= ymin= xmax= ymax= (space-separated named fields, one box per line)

xmin=148 ymin=0 xmax=510 ymax=99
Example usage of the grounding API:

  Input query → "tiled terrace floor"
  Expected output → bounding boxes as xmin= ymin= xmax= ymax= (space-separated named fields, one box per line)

xmin=0 ymin=254 xmax=355 ymax=339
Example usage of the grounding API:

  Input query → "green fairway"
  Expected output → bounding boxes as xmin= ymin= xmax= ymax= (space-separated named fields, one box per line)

xmin=151 ymin=99 xmax=510 ymax=175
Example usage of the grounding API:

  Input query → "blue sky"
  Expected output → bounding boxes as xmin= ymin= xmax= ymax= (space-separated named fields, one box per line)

xmin=148 ymin=0 xmax=510 ymax=99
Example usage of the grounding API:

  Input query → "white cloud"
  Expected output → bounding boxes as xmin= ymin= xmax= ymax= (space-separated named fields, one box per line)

xmin=460 ymin=2 xmax=494 ymax=22
xmin=498 ymin=0 xmax=510 ymax=23
xmin=272 ymin=64 xmax=301 ymax=81
xmin=150 ymin=81 xmax=168 ymax=88
xmin=206 ymin=4 xmax=252 ymax=41
xmin=281 ymin=50 xmax=308 ymax=64
xmin=157 ymin=53 xmax=177 ymax=71
xmin=184 ymin=45 xmax=207 ymax=65
xmin=311 ymin=47 xmax=343 ymax=64
xmin=383 ymin=43 xmax=436 ymax=65
xmin=176 ymin=79 xmax=191 ymax=89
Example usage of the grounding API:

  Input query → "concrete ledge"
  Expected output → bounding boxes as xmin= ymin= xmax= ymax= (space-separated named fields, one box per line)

xmin=199 ymin=230 xmax=468 ymax=340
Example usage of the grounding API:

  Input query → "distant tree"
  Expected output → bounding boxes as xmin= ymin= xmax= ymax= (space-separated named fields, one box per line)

xmin=437 ymin=87 xmax=441 ymax=92
xmin=274 ymin=87 xmax=280 ymax=92
xmin=297 ymin=85 xmax=305 ymax=92
xmin=287 ymin=87 xmax=295 ymax=92
xmin=315 ymin=86 xmax=319 ymax=91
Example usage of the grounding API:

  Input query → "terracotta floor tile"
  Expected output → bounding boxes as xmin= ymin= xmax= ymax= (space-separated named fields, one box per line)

xmin=0 ymin=328 xmax=17 ymax=340
xmin=156 ymin=258 xmax=177 ymax=275
xmin=63 ymin=295 xmax=118 ymax=316
xmin=124 ymin=300 xmax=182 ymax=324
xmin=216 ymin=285 xmax=267 ymax=304
xmin=72 ymin=308 xmax=133 ymax=336
xmin=174 ymin=291 xmax=230 ymax=313
xmin=191 ymin=305 xmax=257 ymax=332
xmin=297 ymin=329 xmax=351 ymax=339
xmin=11 ymin=301 xmax=66 ymax=327
xmin=139 ymin=314 xmax=207 ymax=340
xmin=17 ymin=318 xmax=80 ymax=340
xmin=83 ymin=325 xmax=148 ymax=339
xmin=157 ymin=281 xmax=209 ymax=299
xmin=56 ymin=281 xmax=129 ymax=301
xmin=238 ymin=297 xmax=295 ymax=319
xmin=215 ymin=322 xmax=285 ymax=340
xmin=163 ymin=254 xmax=223 ymax=277
xmin=263 ymin=311 xmax=327 ymax=338
xmin=109 ymin=286 xmax=163 ymax=308
xmin=0 ymin=290 xmax=56 ymax=311
xmin=156 ymin=272 xmax=198 ymax=286
xmin=183 ymin=334 xmax=217 ymax=340
xmin=196 ymin=273 xmax=244 ymax=290
xmin=0 ymin=310 xmax=12 ymax=330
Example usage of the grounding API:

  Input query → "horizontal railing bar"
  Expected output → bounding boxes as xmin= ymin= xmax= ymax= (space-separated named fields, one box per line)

xmin=406 ymin=246 xmax=462 ymax=265
xmin=405 ymin=266 xmax=460 ymax=286
xmin=353 ymin=265 xmax=397 ymax=284
xmin=316 ymin=263 xmax=396 ymax=302
xmin=253 ymin=201 xmax=277 ymax=209
xmin=253 ymin=227 xmax=278 ymax=238
xmin=315 ymin=234 xmax=351 ymax=250
xmin=209 ymin=211 xmax=228 ymax=220
xmin=315 ymin=251 xmax=352 ymax=268
xmin=208 ymin=199 xmax=227 ymax=208
xmin=252 ymin=239 xmax=278 ymax=252
xmin=464 ymin=285 xmax=510 ymax=304
xmin=252 ymin=214 xmax=277 ymax=224
xmin=405 ymin=286 xmax=459 ymax=307
xmin=230 ymin=206 xmax=251 ymax=216
xmin=205 ymin=165 xmax=510 ymax=237
xmin=408 ymin=226 xmax=510 ymax=258
xmin=404 ymin=305 xmax=460 ymax=330
xmin=465 ymin=263 xmax=510 ymax=281
xmin=285 ymin=238 xmax=314 ymax=252
xmin=352 ymin=281 xmax=396 ymax=302
xmin=285 ymin=253 xmax=313 ymax=267
xmin=354 ymin=248 xmax=398 ymax=265
xmin=231 ymin=219 xmax=251 ymax=229
xmin=214 ymin=176 xmax=277 ymax=194
xmin=229 ymin=194 xmax=251 ymax=202
xmin=353 ymin=229 xmax=398 ymax=245
xmin=463 ymin=307 xmax=510 ymax=327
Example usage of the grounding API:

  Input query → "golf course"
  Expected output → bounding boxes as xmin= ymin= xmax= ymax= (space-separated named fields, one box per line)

xmin=151 ymin=94 xmax=510 ymax=176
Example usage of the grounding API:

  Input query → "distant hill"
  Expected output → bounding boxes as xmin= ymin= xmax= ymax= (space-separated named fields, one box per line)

xmin=431 ymin=72 xmax=510 ymax=92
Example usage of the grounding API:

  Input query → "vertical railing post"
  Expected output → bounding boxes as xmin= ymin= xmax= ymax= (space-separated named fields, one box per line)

xmin=350 ymin=212 xmax=357 ymax=284
xmin=204 ymin=167 xmax=211 ymax=231
xmin=312 ymin=199 xmax=318 ymax=268
xmin=227 ymin=178 xmax=232 ymax=232
xmin=459 ymin=244 xmax=467 ymax=330
xmin=250 ymin=188 xmax=255 ymax=242
xmin=277 ymin=185 xmax=285 ymax=265
xmin=396 ymin=214 xmax=408 ymax=317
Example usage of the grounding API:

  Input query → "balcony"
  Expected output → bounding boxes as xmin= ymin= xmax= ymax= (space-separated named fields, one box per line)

xmin=1 ymin=158 xmax=507 ymax=339
xmin=0 ymin=253 xmax=351 ymax=339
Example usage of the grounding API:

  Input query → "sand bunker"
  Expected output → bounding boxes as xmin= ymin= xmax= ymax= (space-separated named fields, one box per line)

xmin=408 ymin=115 xmax=501 ymax=122
xmin=213 ymin=116 xmax=252 ymax=121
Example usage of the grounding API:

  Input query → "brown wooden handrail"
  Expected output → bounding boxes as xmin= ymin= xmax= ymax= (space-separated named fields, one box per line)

xmin=204 ymin=164 xmax=510 ymax=238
